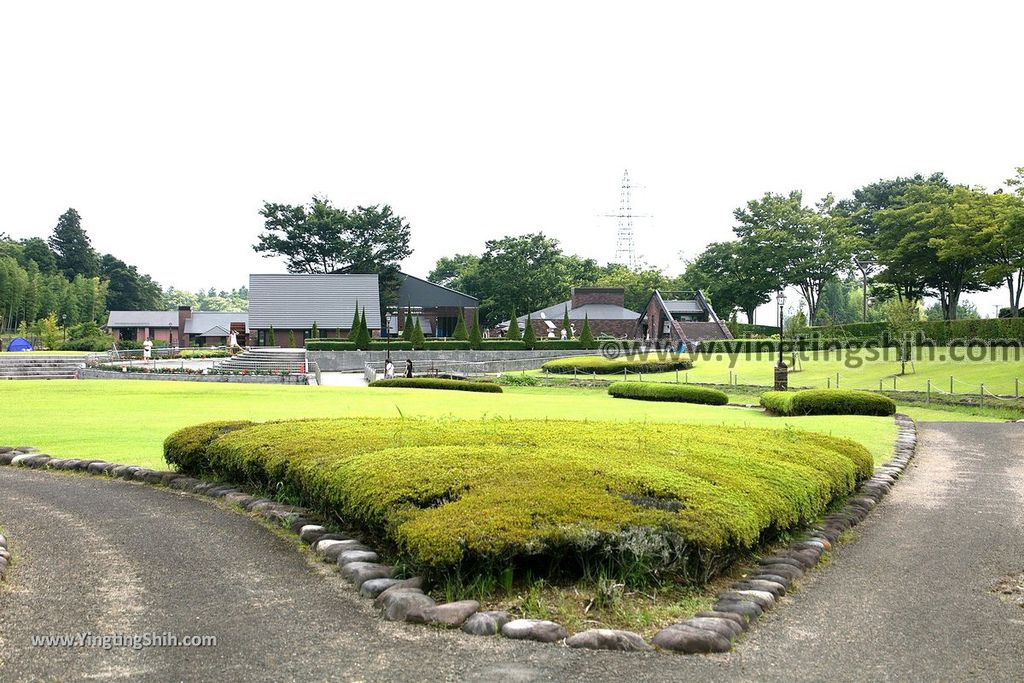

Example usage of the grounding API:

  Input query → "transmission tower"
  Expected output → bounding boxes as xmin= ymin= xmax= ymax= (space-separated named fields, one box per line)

xmin=603 ymin=170 xmax=649 ymax=270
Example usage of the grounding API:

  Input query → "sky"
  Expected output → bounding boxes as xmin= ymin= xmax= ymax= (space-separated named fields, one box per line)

xmin=1 ymin=1 xmax=1022 ymax=320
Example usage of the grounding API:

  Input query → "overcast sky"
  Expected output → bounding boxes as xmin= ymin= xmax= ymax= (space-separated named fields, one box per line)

xmin=2 ymin=1 xmax=1021 ymax=318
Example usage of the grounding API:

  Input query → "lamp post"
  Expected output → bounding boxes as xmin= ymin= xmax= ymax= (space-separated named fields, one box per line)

xmin=61 ymin=313 xmax=67 ymax=342
xmin=774 ymin=290 xmax=788 ymax=390
xmin=384 ymin=312 xmax=391 ymax=363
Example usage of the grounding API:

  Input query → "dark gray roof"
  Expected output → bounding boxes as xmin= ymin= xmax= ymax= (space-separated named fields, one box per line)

xmin=185 ymin=312 xmax=248 ymax=336
xmin=396 ymin=273 xmax=477 ymax=308
xmin=501 ymin=300 xmax=640 ymax=328
xmin=248 ymin=274 xmax=381 ymax=329
xmin=106 ymin=310 xmax=178 ymax=328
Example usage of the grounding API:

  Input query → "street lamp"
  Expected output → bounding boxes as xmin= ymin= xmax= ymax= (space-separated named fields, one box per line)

xmin=384 ymin=312 xmax=391 ymax=363
xmin=774 ymin=290 xmax=788 ymax=390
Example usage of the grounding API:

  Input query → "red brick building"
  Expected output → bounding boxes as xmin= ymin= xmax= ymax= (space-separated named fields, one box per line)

xmin=500 ymin=287 xmax=640 ymax=339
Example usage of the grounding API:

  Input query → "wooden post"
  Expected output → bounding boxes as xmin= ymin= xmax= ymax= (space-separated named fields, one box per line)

xmin=675 ymin=368 xmax=679 ymax=384
xmin=836 ymin=372 xmax=840 ymax=388
xmin=685 ymin=372 xmax=689 ymax=384
xmin=950 ymin=375 xmax=954 ymax=395
xmin=879 ymin=378 xmax=883 ymax=391
xmin=893 ymin=376 xmax=897 ymax=390
xmin=827 ymin=377 xmax=831 ymax=388
xmin=927 ymin=379 xmax=931 ymax=404
xmin=980 ymin=384 xmax=985 ymax=409
xmin=1016 ymin=378 xmax=1020 ymax=398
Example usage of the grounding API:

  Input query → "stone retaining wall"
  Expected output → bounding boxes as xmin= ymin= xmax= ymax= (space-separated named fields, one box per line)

xmin=309 ymin=349 xmax=603 ymax=373
xmin=79 ymin=368 xmax=308 ymax=385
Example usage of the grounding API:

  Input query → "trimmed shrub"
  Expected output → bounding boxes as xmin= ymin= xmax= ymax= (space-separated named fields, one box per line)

xmin=506 ymin=309 xmax=522 ymax=341
xmin=369 ymin=378 xmax=503 ymax=393
xmin=523 ymin=314 xmax=537 ymax=349
xmin=402 ymin=308 xmax=415 ymax=342
xmin=562 ymin=306 xmax=571 ymax=338
xmin=267 ymin=326 xmax=276 ymax=346
xmin=348 ymin=305 xmax=361 ymax=342
xmin=306 ymin=340 xmax=358 ymax=351
xmin=288 ymin=330 xmax=296 ymax=348
xmin=355 ymin=308 xmax=371 ymax=350
xmin=579 ymin=314 xmax=595 ymax=349
xmin=423 ymin=340 xmax=472 ymax=350
xmin=453 ymin=310 xmax=469 ymax=341
xmin=608 ymin=381 xmax=728 ymax=405
xmin=479 ymin=340 xmax=528 ymax=350
xmin=542 ymin=354 xmax=693 ymax=374
xmin=411 ymin=318 xmax=426 ymax=349
xmin=162 ymin=420 xmax=254 ymax=474
xmin=367 ymin=341 xmax=414 ymax=351
xmin=165 ymin=417 xmax=872 ymax=580
xmin=760 ymin=389 xmax=897 ymax=417
xmin=469 ymin=311 xmax=483 ymax=349
xmin=311 ymin=321 xmax=319 ymax=339
xmin=497 ymin=373 xmax=540 ymax=386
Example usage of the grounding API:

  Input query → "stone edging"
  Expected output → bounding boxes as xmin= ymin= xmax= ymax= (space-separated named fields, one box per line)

xmin=0 ymin=527 xmax=10 ymax=581
xmin=0 ymin=416 xmax=917 ymax=653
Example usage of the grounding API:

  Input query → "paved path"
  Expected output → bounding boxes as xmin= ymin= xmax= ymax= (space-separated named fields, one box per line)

xmin=1 ymin=423 xmax=1022 ymax=682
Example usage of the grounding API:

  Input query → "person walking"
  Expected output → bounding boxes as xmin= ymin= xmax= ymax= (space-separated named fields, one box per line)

xmin=405 ymin=359 xmax=414 ymax=378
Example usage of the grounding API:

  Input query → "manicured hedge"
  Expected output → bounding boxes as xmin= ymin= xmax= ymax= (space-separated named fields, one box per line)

xmin=760 ymin=389 xmax=897 ymax=417
xmin=478 ymin=340 xmax=528 ymax=350
xmin=608 ymin=381 xmax=728 ymax=405
xmin=368 ymin=377 xmax=503 ymax=393
xmin=423 ymin=340 xmax=472 ymax=350
xmin=306 ymin=340 xmax=358 ymax=351
xmin=542 ymin=354 xmax=693 ymax=374
xmin=166 ymin=417 xmax=873 ymax=579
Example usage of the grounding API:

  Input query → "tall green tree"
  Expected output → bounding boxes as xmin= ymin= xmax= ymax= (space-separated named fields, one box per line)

xmin=48 ymin=208 xmax=98 ymax=279
xmin=254 ymin=196 xmax=413 ymax=307
xmin=732 ymin=191 xmax=855 ymax=322
xmin=401 ymin=307 xmax=415 ymax=341
xmin=579 ymin=314 xmax=595 ymax=349
xmin=469 ymin=310 xmax=483 ymax=349
xmin=506 ymin=308 xmax=522 ymax=340
xmin=452 ymin=308 xmax=469 ymax=341
xmin=522 ymin=314 xmax=537 ymax=349
xmin=348 ymin=303 xmax=361 ymax=341
xmin=683 ymin=241 xmax=774 ymax=324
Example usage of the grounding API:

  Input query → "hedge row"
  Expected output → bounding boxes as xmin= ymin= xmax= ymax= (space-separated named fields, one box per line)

xmin=368 ymin=377 xmax=503 ymax=393
xmin=608 ymin=381 xmax=728 ymax=405
xmin=810 ymin=318 xmax=1024 ymax=343
xmin=760 ymin=389 xmax=897 ymax=416
xmin=305 ymin=339 xmax=640 ymax=352
xmin=423 ymin=340 xmax=471 ymax=350
xmin=306 ymin=340 xmax=416 ymax=351
xmin=542 ymin=354 xmax=693 ymax=374
xmin=165 ymin=417 xmax=873 ymax=579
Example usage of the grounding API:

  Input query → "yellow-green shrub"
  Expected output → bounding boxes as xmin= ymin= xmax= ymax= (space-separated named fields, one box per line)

xmin=543 ymin=354 xmax=693 ymax=375
xmin=608 ymin=381 xmax=728 ymax=405
xmin=761 ymin=389 xmax=897 ymax=417
xmin=166 ymin=417 xmax=872 ymax=581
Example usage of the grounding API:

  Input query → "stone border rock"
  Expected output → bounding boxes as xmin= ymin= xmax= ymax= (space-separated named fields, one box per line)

xmin=0 ymin=414 xmax=917 ymax=654
xmin=0 ymin=526 xmax=10 ymax=582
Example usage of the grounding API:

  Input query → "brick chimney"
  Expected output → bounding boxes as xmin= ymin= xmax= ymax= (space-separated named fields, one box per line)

xmin=177 ymin=306 xmax=192 ymax=346
xmin=571 ymin=287 xmax=625 ymax=309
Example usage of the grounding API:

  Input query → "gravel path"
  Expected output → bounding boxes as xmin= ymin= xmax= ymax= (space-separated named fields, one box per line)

xmin=1 ymin=422 xmax=1021 ymax=682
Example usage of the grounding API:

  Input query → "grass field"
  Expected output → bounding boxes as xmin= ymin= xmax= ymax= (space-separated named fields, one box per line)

xmin=543 ymin=347 xmax=1024 ymax=396
xmin=0 ymin=380 xmax=909 ymax=470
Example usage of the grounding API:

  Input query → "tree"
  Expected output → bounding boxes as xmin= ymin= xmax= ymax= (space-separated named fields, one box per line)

xmin=579 ymin=314 xmax=595 ymax=349
xmin=38 ymin=312 xmax=61 ymax=349
xmin=593 ymin=264 xmax=676 ymax=313
xmin=875 ymin=184 xmax=992 ymax=319
xmin=48 ymin=209 xmax=98 ymax=279
xmin=348 ymin=303 xmax=361 ymax=341
xmin=506 ymin=308 xmax=521 ymax=340
xmin=469 ymin=310 xmax=483 ymax=349
xmin=883 ymin=298 xmax=922 ymax=375
xmin=254 ymin=196 xmax=413 ymax=306
xmin=411 ymin=318 xmax=426 ymax=349
xmin=452 ymin=309 xmax=469 ymax=341
xmin=683 ymin=241 xmax=774 ymax=324
xmin=470 ymin=233 xmax=574 ymax=326
xmin=288 ymin=330 xmax=296 ymax=347
xmin=732 ymin=191 xmax=856 ymax=322
xmin=924 ymin=301 xmax=979 ymax=321
xmin=977 ymin=188 xmax=1024 ymax=317
xmin=101 ymin=254 xmax=162 ymax=312
xmin=311 ymin=320 xmax=319 ymax=338
xmin=427 ymin=254 xmax=480 ymax=294
xmin=401 ymin=307 xmax=415 ymax=341
xmin=523 ymin=314 xmax=537 ymax=349
xmin=355 ymin=307 xmax=372 ymax=350
xmin=19 ymin=238 xmax=57 ymax=274
xmin=562 ymin=305 xmax=571 ymax=338
xmin=267 ymin=325 xmax=276 ymax=346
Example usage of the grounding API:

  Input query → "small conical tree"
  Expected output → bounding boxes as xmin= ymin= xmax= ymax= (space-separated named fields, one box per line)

xmin=401 ymin=307 xmax=413 ymax=342
xmin=453 ymin=309 xmax=469 ymax=341
xmin=469 ymin=310 xmax=483 ymax=349
xmin=562 ymin=306 xmax=571 ymax=338
xmin=311 ymin=320 xmax=319 ymax=339
xmin=335 ymin=328 xmax=342 ymax=339
xmin=267 ymin=325 xmax=276 ymax=346
xmin=288 ymin=330 xmax=296 ymax=347
xmin=411 ymin=318 xmax=426 ymax=349
xmin=356 ymin=307 xmax=371 ymax=349
xmin=580 ymin=314 xmax=594 ymax=349
xmin=523 ymin=314 xmax=537 ymax=349
xmin=506 ymin=309 xmax=522 ymax=340
xmin=348 ymin=302 xmax=361 ymax=341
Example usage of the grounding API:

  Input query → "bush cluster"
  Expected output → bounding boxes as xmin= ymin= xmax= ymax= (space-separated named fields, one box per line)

xmin=478 ymin=340 xmax=527 ymax=351
xmin=496 ymin=373 xmax=540 ymax=386
xmin=542 ymin=354 xmax=693 ymax=374
xmin=760 ymin=389 xmax=897 ymax=416
xmin=423 ymin=340 xmax=472 ymax=350
xmin=368 ymin=377 xmax=503 ymax=393
xmin=165 ymin=417 xmax=873 ymax=581
xmin=608 ymin=381 xmax=729 ymax=405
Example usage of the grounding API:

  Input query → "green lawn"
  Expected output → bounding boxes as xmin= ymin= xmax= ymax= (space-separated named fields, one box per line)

xmin=553 ymin=347 xmax=1024 ymax=396
xmin=1 ymin=380 xmax=903 ymax=470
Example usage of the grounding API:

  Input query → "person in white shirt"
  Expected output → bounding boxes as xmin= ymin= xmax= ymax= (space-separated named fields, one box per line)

xmin=142 ymin=338 xmax=153 ymax=361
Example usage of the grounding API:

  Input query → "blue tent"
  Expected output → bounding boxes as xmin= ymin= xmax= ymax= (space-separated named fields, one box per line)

xmin=6 ymin=337 xmax=33 ymax=352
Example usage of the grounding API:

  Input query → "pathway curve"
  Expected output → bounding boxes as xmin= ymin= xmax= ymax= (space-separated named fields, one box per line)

xmin=1 ymin=422 xmax=1022 ymax=681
